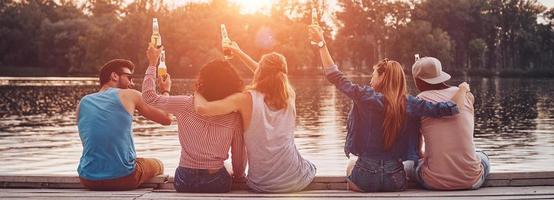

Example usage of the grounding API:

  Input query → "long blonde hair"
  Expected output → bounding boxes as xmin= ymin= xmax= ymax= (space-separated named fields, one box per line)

xmin=248 ymin=52 xmax=295 ymax=110
xmin=373 ymin=59 xmax=408 ymax=151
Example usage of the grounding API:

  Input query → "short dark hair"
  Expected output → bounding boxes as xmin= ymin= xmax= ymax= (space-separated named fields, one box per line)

xmin=99 ymin=59 xmax=135 ymax=86
xmin=195 ymin=60 xmax=244 ymax=101
xmin=414 ymin=78 xmax=449 ymax=92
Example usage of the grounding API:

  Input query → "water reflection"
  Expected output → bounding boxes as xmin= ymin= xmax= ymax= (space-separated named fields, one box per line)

xmin=0 ymin=76 xmax=553 ymax=175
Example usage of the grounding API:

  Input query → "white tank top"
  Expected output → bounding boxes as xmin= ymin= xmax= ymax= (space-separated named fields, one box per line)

xmin=244 ymin=90 xmax=316 ymax=193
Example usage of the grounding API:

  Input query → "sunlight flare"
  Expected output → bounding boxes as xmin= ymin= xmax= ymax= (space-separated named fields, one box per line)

xmin=232 ymin=0 xmax=274 ymax=14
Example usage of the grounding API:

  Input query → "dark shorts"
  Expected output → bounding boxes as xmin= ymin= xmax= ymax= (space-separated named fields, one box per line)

xmin=347 ymin=158 xmax=406 ymax=192
xmin=173 ymin=166 xmax=232 ymax=193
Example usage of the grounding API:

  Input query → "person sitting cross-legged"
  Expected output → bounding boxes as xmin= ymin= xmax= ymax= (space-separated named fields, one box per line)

xmin=77 ymin=59 xmax=171 ymax=191
xmin=142 ymin=46 xmax=247 ymax=193
xmin=408 ymin=57 xmax=490 ymax=190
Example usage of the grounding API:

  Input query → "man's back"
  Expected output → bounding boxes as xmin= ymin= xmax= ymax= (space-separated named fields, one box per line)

xmin=418 ymin=87 xmax=483 ymax=189
xmin=77 ymin=87 xmax=136 ymax=180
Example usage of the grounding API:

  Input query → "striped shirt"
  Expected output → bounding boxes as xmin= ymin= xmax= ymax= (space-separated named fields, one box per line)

xmin=142 ymin=66 xmax=246 ymax=173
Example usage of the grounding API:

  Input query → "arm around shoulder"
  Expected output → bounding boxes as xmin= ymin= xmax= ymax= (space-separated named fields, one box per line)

xmin=194 ymin=92 xmax=247 ymax=116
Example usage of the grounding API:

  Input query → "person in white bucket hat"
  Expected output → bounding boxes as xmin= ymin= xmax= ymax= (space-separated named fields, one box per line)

xmin=408 ymin=56 xmax=491 ymax=190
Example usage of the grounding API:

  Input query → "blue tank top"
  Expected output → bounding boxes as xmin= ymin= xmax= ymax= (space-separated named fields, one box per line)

xmin=77 ymin=88 xmax=135 ymax=180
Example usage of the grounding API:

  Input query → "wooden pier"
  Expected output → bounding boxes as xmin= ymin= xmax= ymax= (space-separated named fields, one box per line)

xmin=1 ymin=172 xmax=554 ymax=199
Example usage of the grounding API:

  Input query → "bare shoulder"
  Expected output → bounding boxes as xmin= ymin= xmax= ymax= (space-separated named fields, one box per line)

xmin=236 ymin=91 xmax=253 ymax=102
xmin=224 ymin=91 xmax=249 ymax=101
xmin=226 ymin=92 xmax=251 ymax=108
xmin=240 ymin=91 xmax=251 ymax=97
xmin=118 ymin=89 xmax=141 ymax=100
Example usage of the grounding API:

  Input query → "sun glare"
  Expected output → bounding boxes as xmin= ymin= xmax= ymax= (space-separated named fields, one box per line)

xmin=232 ymin=0 xmax=274 ymax=14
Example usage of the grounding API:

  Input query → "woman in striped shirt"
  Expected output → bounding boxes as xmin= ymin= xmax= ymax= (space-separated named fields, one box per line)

xmin=194 ymin=42 xmax=317 ymax=193
xmin=142 ymin=46 xmax=246 ymax=193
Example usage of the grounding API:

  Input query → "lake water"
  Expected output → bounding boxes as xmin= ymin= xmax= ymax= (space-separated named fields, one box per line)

xmin=1 ymin=76 xmax=553 ymax=176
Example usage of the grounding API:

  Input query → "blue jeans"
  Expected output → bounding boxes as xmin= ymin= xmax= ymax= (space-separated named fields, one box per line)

xmin=412 ymin=150 xmax=491 ymax=190
xmin=173 ymin=166 xmax=232 ymax=193
xmin=472 ymin=150 xmax=491 ymax=189
xmin=347 ymin=158 xmax=406 ymax=192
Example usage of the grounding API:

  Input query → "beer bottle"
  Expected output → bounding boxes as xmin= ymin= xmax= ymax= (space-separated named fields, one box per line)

xmin=158 ymin=50 xmax=167 ymax=78
xmin=151 ymin=18 xmax=162 ymax=48
xmin=310 ymin=8 xmax=319 ymax=45
xmin=221 ymin=24 xmax=234 ymax=60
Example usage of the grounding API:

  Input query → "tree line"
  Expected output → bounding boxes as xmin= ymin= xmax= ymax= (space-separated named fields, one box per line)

xmin=0 ymin=0 xmax=553 ymax=77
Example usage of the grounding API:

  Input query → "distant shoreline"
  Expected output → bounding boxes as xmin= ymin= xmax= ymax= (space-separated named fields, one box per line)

xmin=2 ymin=66 xmax=554 ymax=79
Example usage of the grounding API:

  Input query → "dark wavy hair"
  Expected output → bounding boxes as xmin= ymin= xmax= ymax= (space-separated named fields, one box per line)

xmin=195 ymin=60 xmax=244 ymax=101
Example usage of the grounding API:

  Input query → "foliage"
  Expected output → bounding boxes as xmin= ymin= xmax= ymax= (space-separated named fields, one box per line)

xmin=0 ymin=0 xmax=553 ymax=77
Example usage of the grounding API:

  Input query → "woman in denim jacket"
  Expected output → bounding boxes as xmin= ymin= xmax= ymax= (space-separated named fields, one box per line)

xmin=309 ymin=25 xmax=470 ymax=192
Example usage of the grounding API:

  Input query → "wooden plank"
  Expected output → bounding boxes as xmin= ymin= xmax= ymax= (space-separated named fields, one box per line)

xmin=0 ymin=176 xmax=79 ymax=183
xmin=485 ymin=178 xmax=554 ymax=187
xmin=0 ymin=175 xmax=168 ymax=184
xmin=140 ymin=186 xmax=554 ymax=198
xmin=0 ymin=188 xmax=152 ymax=193
xmin=136 ymin=195 xmax=554 ymax=200
xmin=1 ymin=187 xmax=553 ymax=199
xmin=0 ymin=175 xmax=167 ymax=189
xmin=0 ymin=189 xmax=149 ymax=199
xmin=1 ymin=182 xmax=83 ymax=189
xmin=488 ymin=171 xmax=554 ymax=180
xmin=2 ymin=172 xmax=554 ymax=190
xmin=312 ymin=176 xmax=346 ymax=183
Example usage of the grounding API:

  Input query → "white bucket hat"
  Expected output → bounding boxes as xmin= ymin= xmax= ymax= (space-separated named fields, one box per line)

xmin=412 ymin=57 xmax=451 ymax=84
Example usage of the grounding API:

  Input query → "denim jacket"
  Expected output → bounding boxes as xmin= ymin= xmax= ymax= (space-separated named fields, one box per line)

xmin=325 ymin=65 xmax=459 ymax=161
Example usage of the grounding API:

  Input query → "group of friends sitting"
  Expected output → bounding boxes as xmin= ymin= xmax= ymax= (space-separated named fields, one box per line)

xmin=76 ymin=25 xmax=490 ymax=193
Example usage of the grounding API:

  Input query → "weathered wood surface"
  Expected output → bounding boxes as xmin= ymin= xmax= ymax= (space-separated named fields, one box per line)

xmin=1 ymin=186 xmax=554 ymax=199
xmin=0 ymin=175 xmax=168 ymax=189
xmin=1 ymin=171 xmax=554 ymax=190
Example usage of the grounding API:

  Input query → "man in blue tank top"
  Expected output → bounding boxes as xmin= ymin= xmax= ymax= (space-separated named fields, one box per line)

xmin=77 ymin=59 xmax=172 ymax=190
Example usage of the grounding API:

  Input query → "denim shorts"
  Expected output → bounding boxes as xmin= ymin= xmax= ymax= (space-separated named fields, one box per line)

xmin=347 ymin=158 xmax=406 ymax=192
xmin=173 ymin=166 xmax=232 ymax=193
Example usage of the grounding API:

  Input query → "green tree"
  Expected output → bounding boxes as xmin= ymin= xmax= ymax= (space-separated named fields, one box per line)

xmin=393 ymin=20 xmax=454 ymax=71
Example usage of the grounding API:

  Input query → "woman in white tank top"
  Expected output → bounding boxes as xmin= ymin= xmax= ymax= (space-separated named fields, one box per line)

xmin=194 ymin=42 xmax=316 ymax=193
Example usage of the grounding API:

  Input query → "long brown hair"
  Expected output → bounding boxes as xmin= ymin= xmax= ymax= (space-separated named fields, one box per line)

xmin=248 ymin=52 xmax=294 ymax=110
xmin=373 ymin=59 xmax=408 ymax=150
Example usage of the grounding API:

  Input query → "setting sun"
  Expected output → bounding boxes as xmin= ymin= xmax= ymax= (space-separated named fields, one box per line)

xmin=232 ymin=0 xmax=274 ymax=14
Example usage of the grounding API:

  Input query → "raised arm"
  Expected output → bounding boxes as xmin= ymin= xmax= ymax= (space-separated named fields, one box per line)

xmin=309 ymin=25 xmax=375 ymax=102
xmin=194 ymin=91 xmax=246 ymax=116
xmin=309 ymin=25 xmax=336 ymax=68
xmin=225 ymin=41 xmax=258 ymax=73
xmin=325 ymin=69 xmax=377 ymax=102
xmin=141 ymin=45 xmax=190 ymax=115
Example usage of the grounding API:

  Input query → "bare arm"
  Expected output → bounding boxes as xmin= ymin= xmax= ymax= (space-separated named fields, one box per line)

xmin=451 ymin=82 xmax=470 ymax=108
xmin=309 ymin=25 xmax=336 ymax=68
xmin=225 ymin=42 xmax=258 ymax=73
xmin=194 ymin=92 xmax=245 ymax=116
xmin=75 ymin=101 xmax=80 ymax=123
xmin=230 ymin=124 xmax=247 ymax=179
xmin=130 ymin=90 xmax=172 ymax=125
